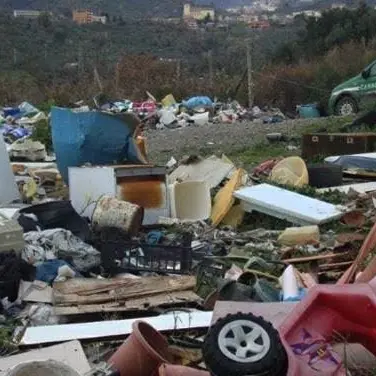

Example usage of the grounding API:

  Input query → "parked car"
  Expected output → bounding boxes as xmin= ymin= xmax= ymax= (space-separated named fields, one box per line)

xmin=329 ymin=60 xmax=376 ymax=116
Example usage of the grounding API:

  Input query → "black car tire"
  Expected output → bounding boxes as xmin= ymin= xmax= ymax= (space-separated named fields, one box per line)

xmin=334 ymin=96 xmax=358 ymax=116
xmin=307 ymin=163 xmax=343 ymax=188
xmin=203 ymin=312 xmax=288 ymax=376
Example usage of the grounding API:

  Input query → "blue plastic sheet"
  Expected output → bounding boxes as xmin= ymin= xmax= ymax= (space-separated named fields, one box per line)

xmin=35 ymin=259 xmax=74 ymax=284
xmin=51 ymin=107 xmax=146 ymax=183
xmin=3 ymin=107 xmax=21 ymax=118
xmin=1 ymin=125 xmax=31 ymax=139
xmin=182 ymin=96 xmax=213 ymax=109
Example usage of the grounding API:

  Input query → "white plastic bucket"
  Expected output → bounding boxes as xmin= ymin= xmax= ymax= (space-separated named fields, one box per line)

xmin=170 ymin=181 xmax=211 ymax=221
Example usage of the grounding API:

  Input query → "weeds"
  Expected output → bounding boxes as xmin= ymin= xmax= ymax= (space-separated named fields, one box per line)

xmin=31 ymin=119 xmax=53 ymax=152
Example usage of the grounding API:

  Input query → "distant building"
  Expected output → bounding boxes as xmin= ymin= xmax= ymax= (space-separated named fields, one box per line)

xmin=183 ymin=3 xmax=215 ymax=21
xmin=331 ymin=3 xmax=346 ymax=9
xmin=91 ymin=15 xmax=107 ymax=24
xmin=292 ymin=10 xmax=322 ymax=19
xmin=248 ymin=20 xmax=270 ymax=29
xmin=237 ymin=14 xmax=259 ymax=23
xmin=13 ymin=10 xmax=46 ymax=18
xmin=73 ymin=10 xmax=106 ymax=24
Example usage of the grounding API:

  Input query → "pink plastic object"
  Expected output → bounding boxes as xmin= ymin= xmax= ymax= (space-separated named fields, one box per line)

xmin=132 ymin=101 xmax=157 ymax=114
xmin=278 ymin=277 xmax=376 ymax=375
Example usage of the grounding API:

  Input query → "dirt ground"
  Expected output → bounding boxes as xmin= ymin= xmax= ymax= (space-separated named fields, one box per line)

xmin=146 ymin=118 xmax=329 ymax=164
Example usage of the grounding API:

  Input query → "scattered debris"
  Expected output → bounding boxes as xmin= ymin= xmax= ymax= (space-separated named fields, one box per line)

xmin=3 ymin=97 xmax=376 ymax=375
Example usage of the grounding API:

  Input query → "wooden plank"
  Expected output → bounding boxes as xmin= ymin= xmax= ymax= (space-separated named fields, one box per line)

xmin=338 ymin=222 xmax=376 ymax=284
xmin=0 ymin=341 xmax=90 ymax=376
xmin=283 ymin=252 xmax=350 ymax=264
xmin=53 ymin=278 xmax=139 ymax=295
xmin=54 ymin=291 xmax=201 ymax=315
xmin=53 ymin=276 xmax=196 ymax=305
xmin=319 ymin=261 xmax=353 ymax=270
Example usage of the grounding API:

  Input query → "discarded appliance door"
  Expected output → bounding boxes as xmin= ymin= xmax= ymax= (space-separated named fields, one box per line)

xmin=51 ymin=107 xmax=147 ymax=183
xmin=0 ymin=137 xmax=19 ymax=204
xmin=69 ymin=165 xmax=169 ymax=225
xmin=234 ymin=184 xmax=344 ymax=225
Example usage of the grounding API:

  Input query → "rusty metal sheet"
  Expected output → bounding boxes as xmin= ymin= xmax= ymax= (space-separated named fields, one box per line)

xmin=117 ymin=176 xmax=166 ymax=209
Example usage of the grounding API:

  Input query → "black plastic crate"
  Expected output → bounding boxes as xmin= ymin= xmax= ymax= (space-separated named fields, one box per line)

xmin=121 ymin=242 xmax=192 ymax=274
xmin=93 ymin=233 xmax=192 ymax=275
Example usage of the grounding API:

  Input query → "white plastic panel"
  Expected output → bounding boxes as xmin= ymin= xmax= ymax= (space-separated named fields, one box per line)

xmin=69 ymin=166 xmax=116 ymax=220
xmin=234 ymin=183 xmax=344 ymax=225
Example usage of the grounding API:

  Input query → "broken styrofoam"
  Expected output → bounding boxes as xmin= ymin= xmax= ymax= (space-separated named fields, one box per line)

xmin=190 ymin=112 xmax=209 ymax=126
xmin=169 ymin=155 xmax=235 ymax=189
xmin=234 ymin=183 xmax=344 ymax=225
xmin=159 ymin=109 xmax=177 ymax=126
xmin=170 ymin=181 xmax=211 ymax=221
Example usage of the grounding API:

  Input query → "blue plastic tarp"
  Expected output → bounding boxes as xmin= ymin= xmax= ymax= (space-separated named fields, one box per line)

xmin=51 ymin=107 xmax=146 ymax=183
xmin=182 ymin=96 xmax=213 ymax=109
xmin=3 ymin=107 xmax=21 ymax=118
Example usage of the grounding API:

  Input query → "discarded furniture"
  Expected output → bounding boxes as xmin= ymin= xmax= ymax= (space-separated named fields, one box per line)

xmin=69 ymin=164 xmax=169 ymax=225
xmin=302 ymin=133 xmax=376 ymax=159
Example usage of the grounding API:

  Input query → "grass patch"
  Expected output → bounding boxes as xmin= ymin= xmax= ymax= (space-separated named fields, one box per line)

xmin=300 ymin=116 xmax=354 ymax=134
xmin=228 ymin=116 xmax=355 ymax=167
xmin=228 ymin=142 xmax=297 ymax=167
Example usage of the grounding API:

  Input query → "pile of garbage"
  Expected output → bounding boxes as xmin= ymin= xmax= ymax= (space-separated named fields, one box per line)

xmin=0 ymin=102 xmax=51 ymax=164
xmin=2 ymin=106 xmax=376 ymax=376
xmin=74 ymin=93 xmax=287 ymax=130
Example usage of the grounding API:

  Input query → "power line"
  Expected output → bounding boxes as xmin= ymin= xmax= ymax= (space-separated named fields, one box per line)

xmin=253 ymin=71 xmax=332 ymax=93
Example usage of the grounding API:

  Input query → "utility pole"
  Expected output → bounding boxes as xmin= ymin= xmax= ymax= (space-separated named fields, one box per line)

xmin=94 ymin=66 xmax=103 ymax=91
xmin=176 ymin=59 xmax=181 ymax=81
xmin=115 ymin=62 xmax=120 ymax=95
xmin=13 ymin=48 xmax=17 ymax=65
xmin=78 ymin=45 xmax=84 ymax=76
xmin=246 ymin=39 xmax=253 ymax=109
xmin=208 ymin=50 xmax=213 ymax=89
